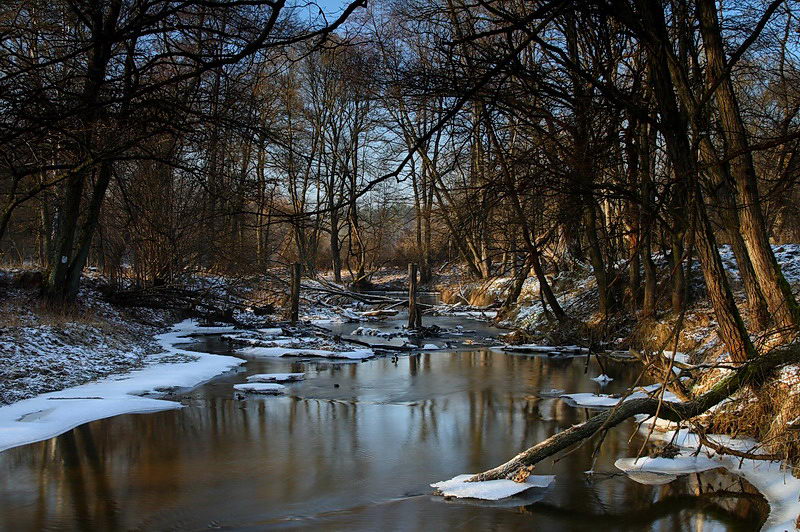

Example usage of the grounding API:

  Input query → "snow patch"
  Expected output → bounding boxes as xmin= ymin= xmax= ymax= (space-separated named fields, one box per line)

xmin=616 ymin=455 xmax=720 ymax=477
xmin=561 ymin=388 xmax=679 ymax=408
xmin=633 ymin=418 xmax=800 ymax=531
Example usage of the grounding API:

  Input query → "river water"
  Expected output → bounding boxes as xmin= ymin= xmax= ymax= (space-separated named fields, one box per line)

xmin=0 ymin=312 xmax=768 ymax=531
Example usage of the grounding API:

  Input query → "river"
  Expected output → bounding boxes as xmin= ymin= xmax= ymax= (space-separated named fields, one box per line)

xmin=0 ymin=311 xmax=768 ymax=531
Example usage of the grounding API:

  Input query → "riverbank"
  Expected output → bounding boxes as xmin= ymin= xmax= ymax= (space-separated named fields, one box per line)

xmin=0 ymin=268 xmax=476 ymax=453
xmin=0 ymin=319 xmax=243 ymax=453
xmin=0 ymin=272 xmax=183 ymax=405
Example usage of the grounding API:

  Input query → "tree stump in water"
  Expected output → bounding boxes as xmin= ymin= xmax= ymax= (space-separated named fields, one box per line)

xmin=408 ymin=263 xmax=422 ymax=329
xmin=290 ymin=263 xmax=301 ymax=324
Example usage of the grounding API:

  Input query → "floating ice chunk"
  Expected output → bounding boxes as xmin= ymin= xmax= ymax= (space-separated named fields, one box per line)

xmin=246 ymin=373 xmax=305 ymax=383
xmin=503 ymin=344 xmax=559 ymax=353
xmin=233 ymin=383 xmax=287 ymax=394
xmin=538 ymin=388 xmax=566 ymax=398
xmin=561 ymin=389 xmax=680 ymax=408
xmin=561 ymin=392 xmax=632 ymax=407
xmin=432 ymin=474 xmax=554 ymax=500
xmin=591 ymin=374 xmax=613 ymax=383
xmin=633 ymin=417 xmax=800 ymax=531
xmin=500 ymin=344 xmax=589 ymax=355
xmin=620 ymin=471 xmax=679 ymax=485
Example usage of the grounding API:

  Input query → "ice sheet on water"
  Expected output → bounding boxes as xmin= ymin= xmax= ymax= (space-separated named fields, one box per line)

xmin=233 ymin=383 xmax=287 ymax=394
xmin=237 ymin=346 xmax=374 ymax=360
xmin=432 ymin=474 xmax=554 ymax=500
xmin=616 ymin=455 xmax=719 ymax=477
xmin=561 ymin=388 xmax=679 ymax=408
xmin=633 ymin=417 xmax=800 ymax=531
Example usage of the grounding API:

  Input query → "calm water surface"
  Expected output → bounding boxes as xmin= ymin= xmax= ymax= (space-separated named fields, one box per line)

xmin=0 ymin=315 xmax=768 ymax=531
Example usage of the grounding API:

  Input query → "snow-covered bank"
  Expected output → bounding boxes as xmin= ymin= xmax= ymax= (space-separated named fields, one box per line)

xmin=0 ymin=277 xmax=177 ymax=405
xmin=618 ymin=418 xmax=800 ymax=531
xmin=0 ymin=319 xmax=243 ymax=453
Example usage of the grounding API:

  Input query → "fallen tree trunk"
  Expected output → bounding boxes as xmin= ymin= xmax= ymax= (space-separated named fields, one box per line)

xmin=301 ymin=281 xmax=433 ymax=310
xmin=468 ymin=343 xmax=800 ymax=482
xmin=304 ymin=323 xmax=416 ymax=352
xmin=105 ymin=285 xmax=270 ymax=323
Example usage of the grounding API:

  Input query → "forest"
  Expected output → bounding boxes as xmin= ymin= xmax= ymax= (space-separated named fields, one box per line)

xmin=2 ymin=0 xmax=800 ymax=530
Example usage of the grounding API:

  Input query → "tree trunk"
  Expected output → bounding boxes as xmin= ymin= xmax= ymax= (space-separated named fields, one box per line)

xmin=639 ymin=0 xmax=756 ymax=361
xmin=697 ymin=0 xmax=800 ymax=336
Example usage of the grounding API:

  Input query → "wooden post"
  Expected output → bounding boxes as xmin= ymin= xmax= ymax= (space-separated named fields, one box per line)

xmin=290 ymin=262 xmax=301 ymax=324
xmin=408 ymin=263 xmax=421 ymax=329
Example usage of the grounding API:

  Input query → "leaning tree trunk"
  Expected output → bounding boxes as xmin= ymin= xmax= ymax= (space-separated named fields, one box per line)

xmin=700 ymin=140 xmax=770 ymax=331
xmin=640 ymin=0 xmax=757 ymax=362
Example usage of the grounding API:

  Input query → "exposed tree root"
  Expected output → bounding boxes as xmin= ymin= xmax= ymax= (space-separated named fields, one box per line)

xmin=468 ymin=344 xmax=800 ymax=482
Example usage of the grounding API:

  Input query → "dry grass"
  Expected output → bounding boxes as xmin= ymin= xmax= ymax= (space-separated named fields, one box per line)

xmin=703 ymin=381 xmax=800 ymax=466
xmin=0 ymin=294 xmax=109 ymax=330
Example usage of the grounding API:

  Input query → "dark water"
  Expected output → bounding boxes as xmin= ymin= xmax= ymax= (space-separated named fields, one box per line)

xmin=0 ymin=315 xmax=768 ymax=531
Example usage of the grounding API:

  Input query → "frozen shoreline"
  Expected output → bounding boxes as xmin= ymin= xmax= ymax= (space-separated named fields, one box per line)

xmin=0 ymin=319 xmax=243 ymax=454
xmin=618 ymin=417 xmax=800 ymax=531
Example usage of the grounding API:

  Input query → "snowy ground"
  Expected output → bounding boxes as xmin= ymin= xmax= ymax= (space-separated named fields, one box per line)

xmin=0 ymin=280 xmax=177 ymax=405
xmin=0 ymin=319 xmax=243 ymax=453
